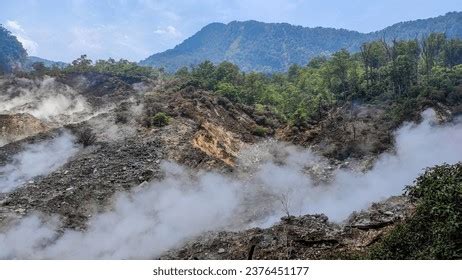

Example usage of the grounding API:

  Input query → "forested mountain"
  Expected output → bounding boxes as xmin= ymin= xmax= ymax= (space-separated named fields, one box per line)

xmin=374 ymin=11 xmax=462 ymax=40
xmin=140 ymin=12 xmax=462 ymax=72
xmin=0 ymin=24 xmax=27 ymax=74
xmin=24 ymin=56 xmax=68 ymax=69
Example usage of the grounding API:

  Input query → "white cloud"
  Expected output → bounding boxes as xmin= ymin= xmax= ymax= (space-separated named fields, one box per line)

xmin=6 ymin=20 xmax=24 ymax=32
xmin=15 ymin=34 xmax=39 ymax=55
xmin=153 ymin=25 xmax=182 ymax=37
xmin=5 ymin=19 xmax=38 ymax=55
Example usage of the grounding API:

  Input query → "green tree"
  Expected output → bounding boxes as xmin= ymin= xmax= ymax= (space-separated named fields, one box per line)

xmin=241 ymin=72 xmax=266 ymax=105
xmin=421 ymin=33 xmax=446 ymax=76
xmin=360 ymin=40 xmax=389 ymax=93
xmin=288 ymin=64 xmax=302 ymax=81
xmin=443 ymin=39 xmax=462 ymax=67
xmin=370 ymin=163 xmax=462 ymax=259
xmin=215 ymin=61 xmax=242 ymax=85
xmin=191 ymin=60 xmax=217 ymax=90
xmin=70 ymin=54 xmax=93 ymax=72
xmin=389 ymin=39 xmax=420 ymax=96
xmin=216 ymin=81 xmax=240 ymax=102
xmin=0 ymin=24 xmax=27 ymax=74
xmin=326 ymin=49 xmax=351 ymax=98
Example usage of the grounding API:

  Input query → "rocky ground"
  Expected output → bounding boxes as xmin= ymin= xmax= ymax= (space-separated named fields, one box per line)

xmin=161 ymin=196 xmax=414 ymax=260
xmin=0 ymin=73 xmax=443 ymax=259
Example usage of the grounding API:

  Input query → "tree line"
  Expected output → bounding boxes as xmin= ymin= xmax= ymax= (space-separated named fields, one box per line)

xmin=30 ymin=54 xmax=162 ymax=83
xmin=26 ymin=32 xmax=462 ymax=126
xmin=173 ymin=33 xmax=462 ymax=125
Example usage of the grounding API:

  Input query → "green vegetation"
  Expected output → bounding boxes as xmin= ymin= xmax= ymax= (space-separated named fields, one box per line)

xmin=172 ymin=33 xmax=462 ymax=126
xmin=370 ymin=163 xmax=462 ymax=259
xmin=21 ymin=54 xmax=163 ymax=82
xmin=62 ymin=55 xmax=161 ymax=82
xmin=24 ymin=56 xmax=68 ymax=70
xmin=16 ymin=33 xmax=462 ymax=129
xmin=141 ymin=12 xmax=462 ymax=72
xmin=151 ymin=112 xmax=170 ymax=127
xmin=252 ymin=125 xmax=268 ymax=137
xmin=0 ymin=24 xmax=27 ymax=74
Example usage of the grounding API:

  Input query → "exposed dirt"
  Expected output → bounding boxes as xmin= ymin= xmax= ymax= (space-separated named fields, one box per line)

xmin=276 ymin=104 xmax=394 ymax=160
xmin=192 ymin=121 xmax=243 ymax=167
xmin=0 ymin=73 xmax=434 ymax=259
xmin=0 ymin=113 xmax=49 ymax=146
xmin=0 ymin=75 xmax=266 ymax=230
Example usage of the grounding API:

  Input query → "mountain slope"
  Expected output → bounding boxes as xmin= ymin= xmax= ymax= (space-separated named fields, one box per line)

xmin=140 ymin=12 xmax=462 ymax=72
xmin=0 ymin=25 xmax=27 ymax=74
xmin=372 ymin=11 xmax=462 ymax=40
xmin=24 ymin=56 xmax=68 ymax=69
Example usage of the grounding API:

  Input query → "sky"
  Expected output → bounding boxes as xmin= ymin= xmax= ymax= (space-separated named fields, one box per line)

xmin=0 ymin=0 xmax=460 ymax=63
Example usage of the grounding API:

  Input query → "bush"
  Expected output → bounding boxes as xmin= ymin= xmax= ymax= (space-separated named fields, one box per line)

xmin=151 ymin=112 xmax=170 ymax=127
xmin=255 ymin=103 xmax=266 ymax=114
xmin=253 ymin=125 xmax=267 ymax=137
xmin=115 ymin=111 xmax=128 ymax=124
xmin=369 ymin=163 xmax=462 ymax=259
xmin=76 ymin=127 xmax=97 ymax=147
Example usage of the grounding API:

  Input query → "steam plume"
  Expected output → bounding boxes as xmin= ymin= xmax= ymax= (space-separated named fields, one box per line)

xmin=0 ymin=132 xmax=79 ymax=193
xmin=0 ymin=77 xmax=89 ymax=124
xmin=0 ymin=109 xmax=461 ymax=259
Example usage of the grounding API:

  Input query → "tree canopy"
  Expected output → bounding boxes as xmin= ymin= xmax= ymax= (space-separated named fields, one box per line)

xmin=171 ymin=33 xmax=462 ymax=125
xmin=0 ymin=24 xmax=27 ymax=74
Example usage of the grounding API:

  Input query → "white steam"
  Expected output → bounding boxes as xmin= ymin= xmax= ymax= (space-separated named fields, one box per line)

xmin=0 ymin=132 xmax=79 ymax=193
xmin=0 ymin=77 xmax=90 ymax=124
xmin=0 ymin=109 xmax=461 ymax=259
xmin=86 ymin=98 xmax=143 ymax=142
xmin=0 ymin=162 xmax=241 ymax=259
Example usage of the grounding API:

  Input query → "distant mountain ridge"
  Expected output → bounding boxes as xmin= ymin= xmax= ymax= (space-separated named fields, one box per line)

xmin=140 ymin=11 xmax=462 ymax=72
xmin=1 ymin=26 xmax=67 ymax=73
xmin=24 ymin=56 xmax=68 ymax=69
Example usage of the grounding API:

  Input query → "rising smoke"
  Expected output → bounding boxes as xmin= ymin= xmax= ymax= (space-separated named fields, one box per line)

xmin=0 ymin=109 xmax=461 ymax=259
xmin=0 ymin=132 xmax=79 ymax=193
xmin=0 ymin=77 xmax=90 ymax=123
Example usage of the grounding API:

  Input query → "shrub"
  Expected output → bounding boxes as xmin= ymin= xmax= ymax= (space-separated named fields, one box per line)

xmin=253 ymin=125 xmax=267 ymax=137
xmin=369 ymin=163 xmax=462 ymax=259
xmin=255 ymin=103 xmax=266 ymax=114
xmin=76 ymin=127 xmax=97 ymax=147
xmin=151 ymin=112 xmax=170 ymax=127
xmin=115 ymin=111 xmax=128 ymax=124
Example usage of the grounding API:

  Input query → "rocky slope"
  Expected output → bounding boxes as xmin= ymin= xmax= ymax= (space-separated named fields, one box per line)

xmin=0 ymin=73 xmax=459 ymax=259
xmin=161 ymin=196 xmax=414 ymax=260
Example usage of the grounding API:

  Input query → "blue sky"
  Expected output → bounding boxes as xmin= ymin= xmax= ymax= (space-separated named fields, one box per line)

xmin=0 ymin=0 xmax=460 ymax=62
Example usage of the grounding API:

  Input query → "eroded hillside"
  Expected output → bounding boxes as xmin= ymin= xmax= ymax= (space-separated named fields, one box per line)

xmin=0 ymin=73 xmax=461 ymax=259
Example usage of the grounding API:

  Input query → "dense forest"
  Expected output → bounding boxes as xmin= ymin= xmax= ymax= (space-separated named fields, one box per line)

xmin=26 ymin=33 xmax=462 ymax=131
xmin=141 ymin=12 xmax=462 ymax=72
xmin=170 ymin=33 xmax=462 ymax=126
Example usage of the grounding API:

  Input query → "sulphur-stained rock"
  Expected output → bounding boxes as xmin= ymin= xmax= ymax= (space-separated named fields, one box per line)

xmin=0 ymin=113 xmax=49 ymax=146
xmin=192 ymin=121 xmax=243 ymax=167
